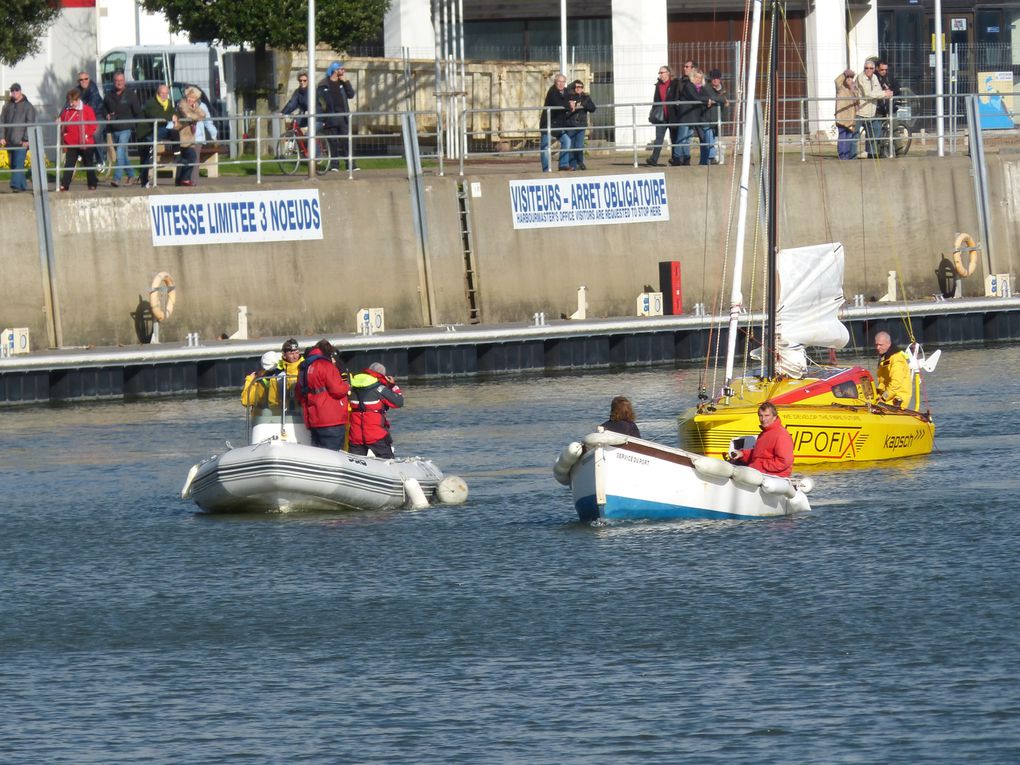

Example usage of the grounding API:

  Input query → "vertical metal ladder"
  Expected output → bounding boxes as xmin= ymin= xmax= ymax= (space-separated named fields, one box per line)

xmin=457 ymin=182 xmax=481 ymax=324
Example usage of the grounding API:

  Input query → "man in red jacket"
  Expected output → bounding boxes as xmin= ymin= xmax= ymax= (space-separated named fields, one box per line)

xmin=296 ymin=339 xmax=350 ymax=450
xmin=728 ymin=401 xmax=794 ymax=477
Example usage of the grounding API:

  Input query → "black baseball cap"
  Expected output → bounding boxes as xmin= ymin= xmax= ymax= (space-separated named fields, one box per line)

xmin=281 ymin=338 xmax=300 ymax=352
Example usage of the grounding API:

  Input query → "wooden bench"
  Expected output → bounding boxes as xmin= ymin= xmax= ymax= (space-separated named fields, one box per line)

xmin=155 ymin=143 xmax=226 ymax=179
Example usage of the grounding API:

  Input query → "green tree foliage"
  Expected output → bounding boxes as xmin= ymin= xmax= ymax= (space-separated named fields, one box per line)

xmin=0 ymin=0 xmax=60 ymax=66
xmin=141 ymin=0 xmax=391 ymax=52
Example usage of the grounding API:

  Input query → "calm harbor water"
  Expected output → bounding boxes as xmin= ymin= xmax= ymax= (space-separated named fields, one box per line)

xmin=3 ymin=346 xmax=1020 ymax=763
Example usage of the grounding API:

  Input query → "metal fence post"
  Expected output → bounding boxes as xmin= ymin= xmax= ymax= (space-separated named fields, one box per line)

xmin=401 ymin=111 xmax=436 ymax=326
xmin=632 ymin=104 xmax=638 ymax=167
xmin=255 ymin=115 xmax=262 ymax=184
xmin=28 ymin=125 xmax=62 ymax=348
xmin=965 ymin=93 xmax=994 ymax=275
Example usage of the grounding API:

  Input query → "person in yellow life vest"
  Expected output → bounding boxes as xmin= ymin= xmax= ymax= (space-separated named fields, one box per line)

xmin=279 ymin=338 xmax=304 ymax=408
xmin=874 ymin=331 xmax=911 ymax=408
xmin=241 ymin=351 xmax=284 ymax=413
xmin=348 ymin=362 xmax=404 ymax=458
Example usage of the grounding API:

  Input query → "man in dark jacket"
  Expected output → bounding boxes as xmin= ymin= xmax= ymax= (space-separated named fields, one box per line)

xmin=0 ymin=84 xmax=36 ymax=191
xmin=297 ymin=339 xmax=351 ymax=450
xmin=136 ymin=84 xmax=178 ymax=188
xmin=102 ymin=70 xmax=141 ymax=186
xmin=539 ymin=72 xmax=571 ymax=172
xmin=317 ymin=61 xmax=357 ymax=171
xmin=875 ymin=60 xmax=902 ymax=157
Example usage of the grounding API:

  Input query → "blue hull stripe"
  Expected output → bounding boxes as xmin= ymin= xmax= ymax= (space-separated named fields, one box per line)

xmin=575 ymin=493 xmax=768 ymax=522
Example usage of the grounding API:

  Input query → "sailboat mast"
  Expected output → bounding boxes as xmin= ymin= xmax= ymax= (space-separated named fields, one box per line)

xmin=765 ymin=0 xmax=779 ymax=379
xmin=722 ymin=0 xmax=764 ymax=387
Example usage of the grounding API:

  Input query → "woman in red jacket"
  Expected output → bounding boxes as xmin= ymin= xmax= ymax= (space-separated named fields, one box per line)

xmin=58 ymin=88 xmax=99 ymax=191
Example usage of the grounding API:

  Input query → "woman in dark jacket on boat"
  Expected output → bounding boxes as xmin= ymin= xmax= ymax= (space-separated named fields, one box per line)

xmin=601 ymin=396 xmax=641 ymax=438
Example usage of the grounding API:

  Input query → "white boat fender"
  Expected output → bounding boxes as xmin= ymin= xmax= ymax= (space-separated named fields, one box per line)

xmin=731 ymin=465 xmax=764 ymax=488
xmin=760 ymin=475 xmax=798 ymax=499
xmin=553 ymin=441 xmax=584 ymax=485
xmin=582 ymin=431 xmax=628 ymax=448
xmin=403 ymin=478 xmax=430 ymax=510
xmin=795 ymin=475 xmax=815 ymax=495
xmin=787 ymin=491 xmax=812 ymax=514
xmin=692 ymin=455 xmax=735 ymax=480
xmin=437 ymin=475 xmax=469 ymax=505
xmin=180 ymin=463 xmax=199 ymax=499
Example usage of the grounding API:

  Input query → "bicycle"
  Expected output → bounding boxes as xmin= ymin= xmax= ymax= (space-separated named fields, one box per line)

xmin=276 ymin=118 xmax=332 ymax=175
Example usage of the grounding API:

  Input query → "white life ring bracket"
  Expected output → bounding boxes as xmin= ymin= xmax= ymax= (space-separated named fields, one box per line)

xmin=149 ymin=271 xmax=177 ymax=322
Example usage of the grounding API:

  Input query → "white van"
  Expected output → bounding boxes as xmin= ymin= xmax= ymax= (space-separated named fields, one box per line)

xmin=99 ymin=44 xmax=228 ymax=119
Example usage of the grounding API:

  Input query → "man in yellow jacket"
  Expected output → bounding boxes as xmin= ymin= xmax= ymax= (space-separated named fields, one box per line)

xmin=874 ymin=331 xmax=911 ymax=408
xmin=242 ymin=351 xmax=284 ymax=413
xmin=279 ymin=338 xmax=304 ymax=409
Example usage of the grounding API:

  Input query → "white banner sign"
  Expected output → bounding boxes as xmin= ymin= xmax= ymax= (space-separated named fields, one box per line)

xmin=149 ymin=189 xmax=323 ymax=246
xmin=509 ymin=173 xmax=669 ymax=229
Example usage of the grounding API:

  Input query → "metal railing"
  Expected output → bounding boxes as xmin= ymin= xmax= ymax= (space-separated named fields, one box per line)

xmin=458 ymin=99 xmax=738 ymax=174
xmin=3 ymin=89 xmax=1017 ymax=190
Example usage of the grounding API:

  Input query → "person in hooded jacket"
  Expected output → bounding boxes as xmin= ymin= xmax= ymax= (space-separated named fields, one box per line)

xmin=297 ymin=339 xmax=351 ymax=450
xmin=58 ymin=88 xmax=99 ymax=191
xmin=348 ymin=362 xmax=404 ymax=458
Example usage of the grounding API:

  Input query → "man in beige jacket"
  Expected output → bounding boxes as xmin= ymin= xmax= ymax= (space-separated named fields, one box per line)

xmin=855 ymin=59 xmax=892 ymax=159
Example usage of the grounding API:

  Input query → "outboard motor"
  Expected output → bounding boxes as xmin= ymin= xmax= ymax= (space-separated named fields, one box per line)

xmin=728 ymin=435 xmax=757 ymax=460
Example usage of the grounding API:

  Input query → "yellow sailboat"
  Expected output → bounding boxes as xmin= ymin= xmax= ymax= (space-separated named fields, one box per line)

xmin=676 ymin=21 xmax=937 ymax=465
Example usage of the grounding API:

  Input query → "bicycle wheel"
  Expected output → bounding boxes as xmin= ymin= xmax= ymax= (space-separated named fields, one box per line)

xmin=893 ymin=125 xmax=911 ymax=157
xmin=314 ymin=137 xmax=332 ymax=173
xmin=276 ymin=130 xmax=302 ymax=175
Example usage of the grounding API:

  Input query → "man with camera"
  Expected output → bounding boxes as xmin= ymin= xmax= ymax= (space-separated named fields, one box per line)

xmin=564 ymin=80 xmax=596 ymax=171
xmin=317 ymin=61 xmax=358 ymax=172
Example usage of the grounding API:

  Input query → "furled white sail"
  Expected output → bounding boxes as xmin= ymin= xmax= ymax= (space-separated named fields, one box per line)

xmin=774 ymin=242 xmax=850 ymax=377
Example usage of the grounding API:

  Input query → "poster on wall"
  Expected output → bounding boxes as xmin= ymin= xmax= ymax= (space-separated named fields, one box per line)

xmin=977 ymin=71 xmax=1016 ymax=130
xmin=508 ymin=173 xmax=669 ymax=230
xmin=148 ymin=189 xmax=323 ymax=246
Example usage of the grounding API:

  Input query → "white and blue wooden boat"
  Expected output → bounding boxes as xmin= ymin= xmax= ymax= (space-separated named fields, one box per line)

xmin=554 ymin=431 xmax=812 ymax=523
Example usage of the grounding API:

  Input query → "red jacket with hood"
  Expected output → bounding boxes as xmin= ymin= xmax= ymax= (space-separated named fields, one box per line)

xmin=297 ymin=349 xmax=350 ymax=429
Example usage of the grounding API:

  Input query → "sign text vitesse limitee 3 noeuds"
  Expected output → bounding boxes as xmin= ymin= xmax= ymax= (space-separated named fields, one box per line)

xmin=508 ymin=173 xmax=668 ymax=229
xmin=149 ymin=189 xmax=322 ymax=246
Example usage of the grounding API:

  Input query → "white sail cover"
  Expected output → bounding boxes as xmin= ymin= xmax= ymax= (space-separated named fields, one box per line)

xmin=774 ymin=242 xmax=850 ymax=377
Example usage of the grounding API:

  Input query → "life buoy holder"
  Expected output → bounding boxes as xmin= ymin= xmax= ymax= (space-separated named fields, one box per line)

xmin=149 ymin=272 xmax=177 ymax=322
xmin=952 ymin=232 xmax=979 ymax=278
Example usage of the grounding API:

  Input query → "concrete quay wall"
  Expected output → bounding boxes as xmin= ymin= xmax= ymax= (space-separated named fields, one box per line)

xmin=2 ymin=156 xmax=1014 ymax=349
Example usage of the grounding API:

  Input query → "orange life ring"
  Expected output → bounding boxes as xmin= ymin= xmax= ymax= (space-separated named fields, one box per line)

xmin=952 ymin=232 xmax=979 ymax=278
xmin=149 ymin=271 xmax=177 ymax=321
